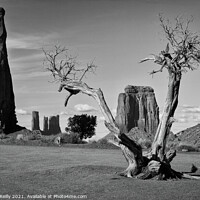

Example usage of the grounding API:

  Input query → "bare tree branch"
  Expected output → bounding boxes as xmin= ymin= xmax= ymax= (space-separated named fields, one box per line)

xmin=43 ymin=46 xmax=97 ymax=82
xmin=140 ymin=15 xmax=200 ymax=75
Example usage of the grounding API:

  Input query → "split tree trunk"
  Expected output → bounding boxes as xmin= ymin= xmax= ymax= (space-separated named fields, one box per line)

xmin=151 ymin=70 xmax=181 ymax=161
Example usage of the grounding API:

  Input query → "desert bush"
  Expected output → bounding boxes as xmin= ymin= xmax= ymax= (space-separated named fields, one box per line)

xmin=177 ymin=144 xmax=199 ymax=152
xmin=88 ymin=140 xmax=97 ymax=144
xmin=0 ymin=133 xmax=6 ymax=139
xmin=31 ymin=130 xmax=42 ymax=140
xmin=15 ymin=130 xmax=42 ymax=141
xmin=99 ymin=138 xmax=108 ymax=145
xmin=89 ymin=139 xmax=118 ymax=149
xmin=40 ymin=135 xmax=57 ymax=144
xmin=61 ymin=132 xmax=81 ymax=144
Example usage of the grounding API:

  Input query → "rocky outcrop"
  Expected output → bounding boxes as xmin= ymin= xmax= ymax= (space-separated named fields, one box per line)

xmin=115 ymin=85 xmax=159 ymax=135
xmin=0 ymin=8 xmax=20 ymax=133
xmin=167 ymin=124 xmax=200 ymax=151
xmin=31 ymin=111 xmax=40 ymax=130
xmin=31 ymin=111 xmax=61 ymax=135
xmin=43 ymin=116 xmax=48 ymax=133
xmin=42 ymin=115 xmax=61 ymax=135
xmin=48 ymin=115 xmax=61 ymax=135
xmin=101 ymin=127 xmax=153 ymax=149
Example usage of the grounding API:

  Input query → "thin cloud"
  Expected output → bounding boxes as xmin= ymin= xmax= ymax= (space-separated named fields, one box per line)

xmin=181 ymin=105 xmax=200 ymax=113
xmin=7 ymin=32 xmax=60 ymax=50
xmin=175 ymin=105 xmax=200 ymax=124
xmin=177 ymin=114 xmax=200 ymax=124
xmin=177 ymin=114 xmax=189 ymax=123
xmin=13 ymin=71 xmax=49 ymax=81
xmin=60 ymin=111 xmax=74 ymax=116
xmin=16 ymin=108 xmax=30 ymax=115
xmin=74 ymin=104 xmax=97 ymax=112
xmin=98 ymin=116 xmax=106 ymax=122
xmin=10 ymin=51 xmax=43 ymax=64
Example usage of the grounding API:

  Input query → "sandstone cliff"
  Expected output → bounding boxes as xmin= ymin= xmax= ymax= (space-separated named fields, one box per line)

xmin=115 ymin=85 xmax=159 ymax=135
xmin=42 ymin=115 xmax=61 ymax=135
xmin=32 ymin=111 xmax=40 ymax=131
xmin=48 ymin=115 xmax=61 ymax=135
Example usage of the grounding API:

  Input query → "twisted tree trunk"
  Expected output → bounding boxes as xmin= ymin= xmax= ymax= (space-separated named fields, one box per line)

xmin=151 ymin=69 xmax=181 ymax=161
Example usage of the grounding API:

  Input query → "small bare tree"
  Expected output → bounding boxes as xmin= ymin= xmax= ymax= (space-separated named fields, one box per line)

xmin=43 ymin=15 xmax=200 ymax=180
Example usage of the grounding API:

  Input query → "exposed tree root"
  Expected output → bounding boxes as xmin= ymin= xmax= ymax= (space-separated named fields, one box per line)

xmin=115 ymin=138 xmax=200 ymax=180
xmin=121 ymin=150 xmax=199 ymax=180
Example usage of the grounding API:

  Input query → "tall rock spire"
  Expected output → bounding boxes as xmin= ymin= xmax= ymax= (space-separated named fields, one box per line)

xmin=0 ymin=8 xmax=20 ymax=133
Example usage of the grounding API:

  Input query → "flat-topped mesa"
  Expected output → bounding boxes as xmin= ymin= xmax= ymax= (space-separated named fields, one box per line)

xmin=115 ymin=85 xmax=159 ymax=135
xmin=0 ymin=8 xmax=19 ymax=133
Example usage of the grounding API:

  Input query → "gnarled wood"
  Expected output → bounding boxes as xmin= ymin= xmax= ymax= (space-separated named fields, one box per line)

xmin=138 ymin=16 xmax=200 ymax=180
xmin=59 ymin=80 xmax=146 ymax=177
xmin=151 ymin=69 xmax=181 ymax=161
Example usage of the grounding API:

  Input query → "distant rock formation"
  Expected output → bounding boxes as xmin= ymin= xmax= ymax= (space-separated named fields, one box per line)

xmin=101 ymin=127 xmax=152 ymax=149
xmin=0 ymin=8 xmax=21 ymax=133
xmin=48 ymin=115 xmax=61 ymax=135
xmin=31 ymin=111 xmax=61 ymax=135
xmin=32 ymin=111 xmax=40 ymax=130
xmin=42 ymin=115 xmax=61 ymax=135
xmin=115 ymin=85 xmax=159 ymax=135
xmin=168 ymin=124 xmax=200 ymax=150
xmin=43 ymin=116 xmax=48 ymax=133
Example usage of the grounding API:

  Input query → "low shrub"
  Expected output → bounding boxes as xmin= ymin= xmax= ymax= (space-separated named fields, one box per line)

xmin=88 ymin=139 xmax=118 ymax=149
xmin=40 ymin=135 xmax=57 ymax=144
xmin=177 ymin=144 xmax=199 ymax=152
xmin=0 ymin=133 xmax=6 ymax=139
xmin=61 ymin=132 xmax=81 ymax=144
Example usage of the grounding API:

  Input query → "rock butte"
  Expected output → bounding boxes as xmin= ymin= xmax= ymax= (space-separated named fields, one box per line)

xmin=115 ymin=85 xmax=159 ymax=135
xmin=31 ymin=111 xmax=61 ymax=135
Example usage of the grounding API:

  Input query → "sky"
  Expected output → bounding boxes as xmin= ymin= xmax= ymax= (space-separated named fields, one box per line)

xmin=1 ymin=0 xmax=200 ymax=140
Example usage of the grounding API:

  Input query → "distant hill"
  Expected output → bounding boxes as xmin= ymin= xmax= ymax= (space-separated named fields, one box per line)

xmin=101 ymin=124 xmax=200 ymax=151
xmin=173 ymin=124 xmax=200 ymax=148
xmin=100 ymin=127 xmax=153 ymax=149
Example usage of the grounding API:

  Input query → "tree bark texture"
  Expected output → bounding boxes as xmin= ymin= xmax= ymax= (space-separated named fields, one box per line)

xmin=151 ymin=70 xmax=181 ymax=161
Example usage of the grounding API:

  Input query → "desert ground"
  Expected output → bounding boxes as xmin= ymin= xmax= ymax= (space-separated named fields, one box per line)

xmin=0 ymin=145 xmax=200 ymax=200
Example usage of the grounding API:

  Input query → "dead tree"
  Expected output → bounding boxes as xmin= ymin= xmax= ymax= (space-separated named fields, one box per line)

xmin=43 ymin=15 xmax=200 ymax=180
xmin=140 ymin=16 xmax=200 ymax=158
xmin=139 ymin=15 xmax=200 ymax=179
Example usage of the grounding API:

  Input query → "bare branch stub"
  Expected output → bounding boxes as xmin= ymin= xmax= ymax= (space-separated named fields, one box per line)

xmin=43 ymin=45 xmax=98 ymax=109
